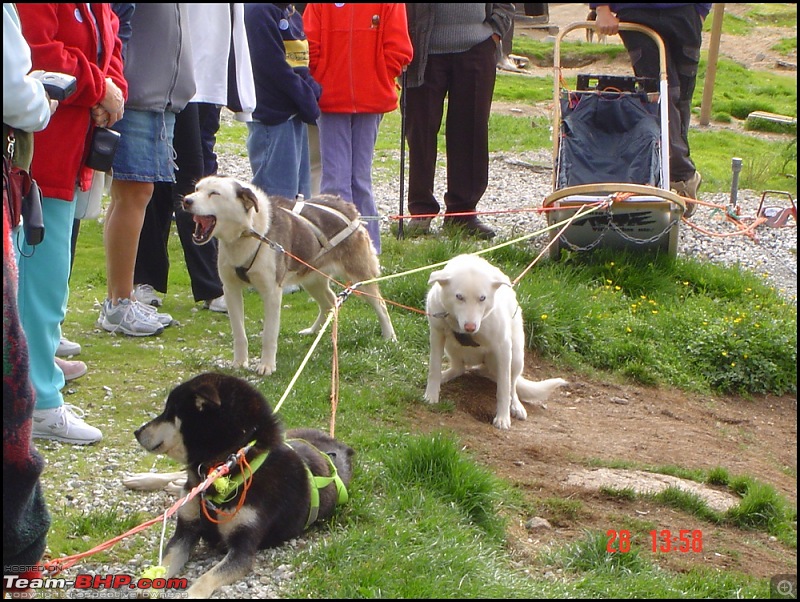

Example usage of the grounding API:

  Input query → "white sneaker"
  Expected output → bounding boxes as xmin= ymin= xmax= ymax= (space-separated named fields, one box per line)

xmin=32 ymin=404 xmax=103 ymax=445
xmin=97 ymin=298 xmax=164 ymax=336
xmin=133 ymin=283 xmax=163 ymax=307
xmin=56 ymin=336 xmax=82 ymax=357
xmin=134 ymin=300 xmax=174 ymax=326
xmin=203 ymin=296 xmax=227 ymax=313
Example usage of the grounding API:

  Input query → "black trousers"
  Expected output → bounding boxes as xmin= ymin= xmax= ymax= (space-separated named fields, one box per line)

xmin=617 ymin=5 xmax=702 ymax=182
xmin=133 ymin=102 xmax=223 ymax=302
xmin=404 ymin=36 xmax=497 ymax=216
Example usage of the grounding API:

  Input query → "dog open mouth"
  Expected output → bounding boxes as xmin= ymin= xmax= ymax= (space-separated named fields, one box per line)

xmin=192 ymin=215 xmax=216 ymax=245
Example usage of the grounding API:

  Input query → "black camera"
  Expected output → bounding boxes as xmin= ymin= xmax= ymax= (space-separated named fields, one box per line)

xmin=85 ymin=127 xmax=121 ymax=172
xmin=31 ymin=71 xmax=77 ymax=101
xmin=21 ymin=179 xmax=45 ymax=246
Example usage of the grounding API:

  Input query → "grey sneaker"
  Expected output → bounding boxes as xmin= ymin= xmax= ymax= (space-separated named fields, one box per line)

xmin=97 ymin=298 xmax=164 ymax=336
xmin=671 ymin=171 xmax=701 ymax=217
xmin=133 ymin=283 xmax=163 ymax=307
xmin=32 ymin=404 xmax=102 ymax=445
xmin=134 ymin=300 xmax=174 ymax=327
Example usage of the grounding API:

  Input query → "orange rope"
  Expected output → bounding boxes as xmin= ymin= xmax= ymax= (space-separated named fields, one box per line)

xmin=201 ymin=454 xmax=255 ymax=524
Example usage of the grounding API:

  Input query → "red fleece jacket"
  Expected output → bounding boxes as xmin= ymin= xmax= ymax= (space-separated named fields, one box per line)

xmin=17 ymin=4 xmax=127 ymax=201
xmin=304 ymin=3 xmax=413 ymax=114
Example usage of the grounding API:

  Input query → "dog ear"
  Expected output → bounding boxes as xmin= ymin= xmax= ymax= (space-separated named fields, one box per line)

xmin=428 ymin=269 xmax=450 ymax=287
xmin=235 ymin=183 xmax=260 ymax=213
xmin=193 ymin=383 xmax=222 ymax=411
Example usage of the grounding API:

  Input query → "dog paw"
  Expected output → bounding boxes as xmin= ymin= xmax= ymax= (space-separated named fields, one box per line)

xmin=492 ymin=415 xmax=512 ymax=430
xmin=423 ymin=389 xmax=440 ymax=404
xmin=511 ymin=401 xmax=528 ymax=420
xmin=255 ymin=361 xmax=275 ymax=376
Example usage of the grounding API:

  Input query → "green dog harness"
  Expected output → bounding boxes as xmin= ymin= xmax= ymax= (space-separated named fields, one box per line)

xmin=202 ymin=438 xmax=349 ymax=528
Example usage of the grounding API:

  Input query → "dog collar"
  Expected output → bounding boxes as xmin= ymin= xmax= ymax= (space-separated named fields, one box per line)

xmin=452 ymin=331 xmax=480 ymax=347
xmin=287 ymin=438 xmax=350 ymax=529
xmin=203 ymin=441 xmax=268 ymax=506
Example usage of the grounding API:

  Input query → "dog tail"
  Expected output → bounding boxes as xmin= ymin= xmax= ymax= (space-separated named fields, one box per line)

xmin=516 ymin=377 xmax=568 ymax=404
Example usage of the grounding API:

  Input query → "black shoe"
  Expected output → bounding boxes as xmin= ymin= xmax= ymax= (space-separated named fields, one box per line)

xmin=443 ymin=216 xmax=496 ymax=240
xmin=404 ymin=217 xmax=432 ymax=236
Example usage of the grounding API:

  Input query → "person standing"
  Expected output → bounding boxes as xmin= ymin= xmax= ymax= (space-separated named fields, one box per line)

xmin=403 ymin=3 xmax=514 ymax=240
xmin=15 ymin=3 xmax=127 ymax=444
xmin=304 ymin=3 xmax=413 ymax=254
xmin=244 ymin=3 xmax=321 ymax=201
xmin=132 ymin=3 xmax=257 ymax=314
xmin=590 ymin=3 xmax=710 ymax=216
xmin=3 ymin=3 xmax=54 ymax=586
xmin=96 ymin=3 xmax=194 ymax=337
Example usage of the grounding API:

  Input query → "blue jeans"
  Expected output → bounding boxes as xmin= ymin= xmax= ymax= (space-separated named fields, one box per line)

xmin=15 ymin=194 xmax=77 ymax=409
xmin=318 ymin=112 xmax=382 ymax=253
xmin=246 ymin=116 xmax=311 ymax=200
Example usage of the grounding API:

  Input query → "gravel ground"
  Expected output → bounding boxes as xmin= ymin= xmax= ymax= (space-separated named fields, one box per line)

xmin=55 ymin=143 xmax=795 ymax=600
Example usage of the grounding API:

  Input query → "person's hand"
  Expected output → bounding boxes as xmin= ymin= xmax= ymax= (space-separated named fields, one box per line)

xmin=99 ymin=78 xmax=124 ymax=126
xmin=594 ymin=6 xmax=620 ymax=36
xmin=49 ymin=99 xmax=59 ymax=115
xmin=491 ymin=33 xmax=501 ymax=44
xmin=91 ymin=104 xmax=112 ymax=127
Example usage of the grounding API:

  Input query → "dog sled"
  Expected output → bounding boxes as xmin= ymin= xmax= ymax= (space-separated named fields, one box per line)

xmin=543 ymin=22 xmax=686 ymax=259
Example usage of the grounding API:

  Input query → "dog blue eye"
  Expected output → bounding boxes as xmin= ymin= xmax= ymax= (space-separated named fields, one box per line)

xmin=479 ymin=295 xmax=486 ymax=302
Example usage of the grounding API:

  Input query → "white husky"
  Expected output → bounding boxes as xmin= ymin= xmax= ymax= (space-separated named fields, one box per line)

xmin=424 ymin=254 xmax=567 ymax=430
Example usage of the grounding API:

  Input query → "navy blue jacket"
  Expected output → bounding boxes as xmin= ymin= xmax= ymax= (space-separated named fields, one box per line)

xmin=244 ymin=3 xmax=321 ymax=125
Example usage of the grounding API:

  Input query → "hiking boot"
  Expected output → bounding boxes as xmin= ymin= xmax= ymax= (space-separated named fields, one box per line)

xmin=97 ymin=298 xmax=164 ymax=336
xmin=203 ymin=296 xmax=227 ymax=313
xmin=32 ymin=404 xmax=103 ymax=445
xmin=404 ymin=217 xmax=433 ymax=236
xmin=671 ymin=171 xmax=702 ymax=217
xmin=55 ymin=357 xmax=87 ymax=382
xmin=443 ymin=216 xmax=496 ymax=240
xmin=134 ymin=300 xmax=174 ymax=327
xmin=133 ymin=283 xmax=163 ymax=307
xmin=57 ymin=336 xmax=81 ymax=357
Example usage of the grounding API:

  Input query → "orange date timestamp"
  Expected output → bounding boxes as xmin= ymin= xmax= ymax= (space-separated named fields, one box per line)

xmin=606 ymin=529 xmax=703 ymax=553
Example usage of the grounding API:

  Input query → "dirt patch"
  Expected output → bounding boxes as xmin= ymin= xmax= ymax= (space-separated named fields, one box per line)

xmin=410 ymin=357 xmax=797 ymax=579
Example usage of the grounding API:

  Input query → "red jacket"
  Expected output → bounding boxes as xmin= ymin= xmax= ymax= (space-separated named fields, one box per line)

xmin=304 ymin=3 xmax=412 ymax=114
xmin=16 ymin=4 xmax=127 ymax=201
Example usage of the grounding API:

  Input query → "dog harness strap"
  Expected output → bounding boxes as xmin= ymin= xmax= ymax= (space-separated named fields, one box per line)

xmin=286 ymin=438 xmax=350 ymax=528
xmin=280 ymin=202 xmax=362 ymax=260
xmin=204 ymin=442 xmax=268 ymax=506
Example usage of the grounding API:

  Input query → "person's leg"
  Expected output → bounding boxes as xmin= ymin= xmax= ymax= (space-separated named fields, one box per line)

xmin=106 ymin=110 xmax=176 ymax=304
xmin=15 ymin=196 xmax=75 ymax=410
xmin=443 ymin=37 xmax=496 ymax=215
xmin=172 ymin=103 xmax=224 ymax=302
xmin=307 ymin=121 xmax=322 ymax=196
xmin=133 ymin=183 xmax=172 ymax=294
xmin=247 ymin=119 xmax=303 ymax=199
xmin=196 ymin=102 xmax=222 ymax=176
xmin=617 ymin=6 xmax=700 ymax=182
xmin=350 ymin=113 xmax=383 ymax=253
xmin=404 ymin=54 xmax=449 ymax=217
xmin=318 ymin=112 xmax=354 ymax=201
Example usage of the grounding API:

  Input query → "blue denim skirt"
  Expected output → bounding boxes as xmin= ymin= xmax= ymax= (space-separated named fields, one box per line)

xmin=111 ymin=109 xmax=177 ymax=182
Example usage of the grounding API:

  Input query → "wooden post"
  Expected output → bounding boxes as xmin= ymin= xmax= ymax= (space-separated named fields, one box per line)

xmin=699 ymin=4 xmax=725 ymax=126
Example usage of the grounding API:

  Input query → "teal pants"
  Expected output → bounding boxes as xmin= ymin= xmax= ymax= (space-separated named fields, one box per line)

xmin=15 ymin=194 xmax=76 ymax=410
